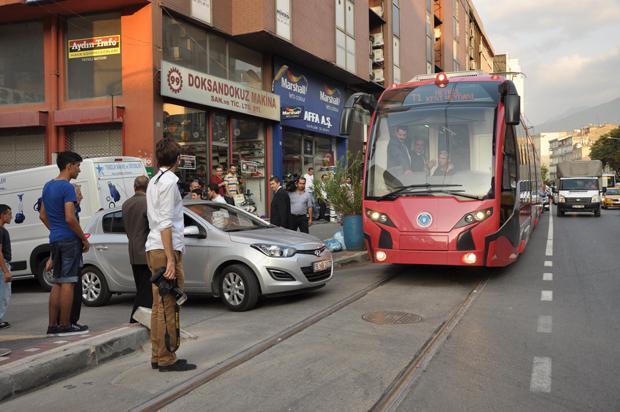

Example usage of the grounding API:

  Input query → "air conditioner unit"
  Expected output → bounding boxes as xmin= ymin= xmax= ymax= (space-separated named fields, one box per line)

xmin=372 ymin=68 xmax=384 ymax=83
xmin=372 ymin=49 xmax=384 ymax=63
xmin=371 ymin=32 xmax=384 ymax=47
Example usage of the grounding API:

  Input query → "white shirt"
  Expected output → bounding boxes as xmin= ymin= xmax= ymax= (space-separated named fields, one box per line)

xmin=304 ymin=173 xmax=314 ymax=193
xmin=213 ymin=194 xmax=226 ymax=204
xmin=146 ymin=168 xmax=185 ymax=253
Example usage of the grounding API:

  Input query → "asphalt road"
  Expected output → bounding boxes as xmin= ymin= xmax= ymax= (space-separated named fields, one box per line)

xmin=399 ymin=206 xmax=620 ymax=411
xmin=1 ymin=207 xmax=619 ymax=411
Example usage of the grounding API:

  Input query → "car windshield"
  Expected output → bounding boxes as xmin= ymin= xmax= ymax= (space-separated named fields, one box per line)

xmin=366 ymin=104 xmax=496 ymax=200
xmin=186 ymin=203 xmax=271 ymax=232
xmin=606 ymin=188 xmax=620 ymax=195
xmin=560 ymin=178 xmax=599 ymax=190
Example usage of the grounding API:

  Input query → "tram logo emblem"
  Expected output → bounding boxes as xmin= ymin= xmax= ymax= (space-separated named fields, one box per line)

xmin=166 ymin=66 xmax=183 ymax=94
xmin=416 ymin=212 xmax=433 ymax=228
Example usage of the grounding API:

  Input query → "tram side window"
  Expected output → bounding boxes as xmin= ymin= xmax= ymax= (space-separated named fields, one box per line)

xmin=501 ymin=125 xmax=518 ymax=223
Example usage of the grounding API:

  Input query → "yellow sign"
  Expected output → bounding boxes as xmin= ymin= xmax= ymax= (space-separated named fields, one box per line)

xmin=68 ymin=35 xmax=121 ymax=59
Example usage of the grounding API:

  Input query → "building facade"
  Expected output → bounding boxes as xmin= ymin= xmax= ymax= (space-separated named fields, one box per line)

xmin=0 ymin=0 xmax=494 ymax=216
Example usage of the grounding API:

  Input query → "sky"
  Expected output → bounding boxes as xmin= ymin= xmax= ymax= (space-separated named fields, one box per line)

xmin=474 ymin=0 xmax=620 ymax=125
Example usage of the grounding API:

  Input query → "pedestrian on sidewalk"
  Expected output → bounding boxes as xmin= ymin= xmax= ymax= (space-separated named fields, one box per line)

xmin=224 ymin=165 xmax=240 ymax=197
xmin=146 ymin=138 xmax=196 ymax=372
xmin=122 ymin=176 xmax=153 ymax=324
xmin=316 ymin=174 xmax=329 ymax=221
xmin=68 ymin=184 xmax=87 ymax=330
xmin=289 ymin=177 xmax=313 ymax=233
xmin=269 ymin=176 xmax=291 ymax=228
xmin=209 ymin=166 xmax=227 ymax=196
xmin=0 ymin=204 xmax=13 ymax=330
xmin=39 ymin=151 xmax=90 ymax=337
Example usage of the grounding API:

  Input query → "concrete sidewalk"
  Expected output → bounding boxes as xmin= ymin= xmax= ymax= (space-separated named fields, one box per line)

xmin=0 ymin=249 xmax=367 ymax=402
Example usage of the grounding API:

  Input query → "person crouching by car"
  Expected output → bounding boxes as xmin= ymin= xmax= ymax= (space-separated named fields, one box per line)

xmin=146 ymin=138 xmax=196 ymax=372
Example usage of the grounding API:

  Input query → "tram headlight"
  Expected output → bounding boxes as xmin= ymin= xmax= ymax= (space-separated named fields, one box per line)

xmin=591 ymin=195 xmax=599 ymax=203
xmin=365 ymin=208 xmax=396 ymax=227
xmin=454 ymin=207 xmax=493 ymax=228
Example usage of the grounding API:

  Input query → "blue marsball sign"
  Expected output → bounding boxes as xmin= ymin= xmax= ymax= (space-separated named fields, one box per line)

xmin=273 ymin=58 xmax=346 ymax=137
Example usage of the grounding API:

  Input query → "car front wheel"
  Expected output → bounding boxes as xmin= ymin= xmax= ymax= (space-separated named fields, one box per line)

xmin=219 ymin=264 xmax=259 ymax=312
xmin=81 ymin=266 xmax=112 ymax=307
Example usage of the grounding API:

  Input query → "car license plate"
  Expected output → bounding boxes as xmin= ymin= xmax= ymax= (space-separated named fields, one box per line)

xmin=313 ymin=259 xmax=331 ymax=272
xmin=572 ymin=205 xmax=584 ymax=208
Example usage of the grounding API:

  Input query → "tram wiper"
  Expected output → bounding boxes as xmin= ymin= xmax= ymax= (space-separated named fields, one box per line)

xmin=430 ymin=190 xmax=483 ymax=200
xmin=378 ymin=183 xmax=462 ymax=200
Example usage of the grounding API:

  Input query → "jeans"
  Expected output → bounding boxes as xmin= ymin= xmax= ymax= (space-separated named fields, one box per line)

xmin=0 ymin=266 xmax=11 ymax=321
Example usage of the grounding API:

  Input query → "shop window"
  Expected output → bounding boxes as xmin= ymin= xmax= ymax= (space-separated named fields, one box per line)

xmin=163 ymin=103 xmax=209 ymax=189
xmin=231 ymin=117 xmax=266 ymax=216
xmin=228 ymin=42 xmax=262 ymax=90
xmin=163 ymin=14 xmax=208 ymax=73
xmin=208 ymin=35 xmax=227 ymax=79
xmin=0 ymin=129 xmax=45 ymax=172
xmin=283 ymin=130 xmax=302 ymax=178
xmin=212 ymin=113 xmax=229 ymax=170
xmin=162 ymin=14 xmax=263 ymax=88
xmin=66 ymin=13 xmax=122 ymax=100
xmin=0 ymin=22 xmax=44 ymax=105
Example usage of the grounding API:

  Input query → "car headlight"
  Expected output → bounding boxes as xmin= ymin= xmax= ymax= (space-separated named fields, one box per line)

xmin=559 ymin=195 xmax=566 ymax=203
xmin=365 ymin=208 xmax=395 ymax=227
xmin=454 ymin=207 xmax=493 ymax=228
xmin=251 ymin=243 xmax=297 ymax=257
xmin=591 ymin=195 xmax=599 ymax=203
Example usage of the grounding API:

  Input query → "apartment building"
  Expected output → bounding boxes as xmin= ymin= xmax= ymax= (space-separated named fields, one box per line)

xmin=0 ymin=0 xmax=494 ymax=215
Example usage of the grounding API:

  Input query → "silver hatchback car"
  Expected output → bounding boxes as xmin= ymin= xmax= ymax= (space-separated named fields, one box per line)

xmin=80 ymin=201 xmax=333 ymax=311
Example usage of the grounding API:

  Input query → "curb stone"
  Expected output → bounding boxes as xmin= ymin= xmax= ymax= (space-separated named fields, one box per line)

xmin=0 ymin=326 xmax=149 ymax=402
xmin=333 ymin=250 xmax=369 ymax=267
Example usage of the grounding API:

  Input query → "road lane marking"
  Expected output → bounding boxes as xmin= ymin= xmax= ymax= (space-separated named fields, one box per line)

xmin=53 ymin=340 xmax=69 ymax=344
xmin=543 ymin=273 xmax=553 ymax=281
xmin=530 ymin=357 xmax=552 ymax=392
xmin=537 ymin=315 xmax=552 ymax=333
xmin=546 ymin=213 xmax=553 ymax=255
xmin=0 ymin=356 xmax=9 ymax=362
xmin=541 ymin=290 xmax=553 ymax=301
xmin=544 ymin=261 xmax=553 ymax=267
xmin=23 ymin=348 xmax=41 ymax=353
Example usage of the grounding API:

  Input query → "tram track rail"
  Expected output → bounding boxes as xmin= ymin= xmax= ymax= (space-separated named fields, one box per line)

xmin=133 ymin=270 xmax=488 ymax=412
xmin=371 ymin=277 xmax=488 ymax=412
xmin=133 ymin=272 xmax=395 ymax=412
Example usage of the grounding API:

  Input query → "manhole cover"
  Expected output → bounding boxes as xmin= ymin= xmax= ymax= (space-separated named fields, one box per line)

xmin=362 ymin=311 xmax=423 ymax=325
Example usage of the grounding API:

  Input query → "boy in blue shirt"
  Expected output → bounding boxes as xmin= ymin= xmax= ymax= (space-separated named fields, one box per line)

xmin=39 ymin=151 xmax=90 ymax=336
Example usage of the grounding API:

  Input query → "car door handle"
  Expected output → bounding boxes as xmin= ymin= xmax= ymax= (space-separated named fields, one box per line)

xmin=95 ymin=246 xmax=109 ymax=251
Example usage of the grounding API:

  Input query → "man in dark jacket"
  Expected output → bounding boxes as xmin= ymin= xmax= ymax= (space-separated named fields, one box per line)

xmin=269 ymin=176 xmax=290 ymax=229
xmin=385 ymin=125 xmax=413 ymax=187
xmin=122 ymin=175 xmax=152 ymax=323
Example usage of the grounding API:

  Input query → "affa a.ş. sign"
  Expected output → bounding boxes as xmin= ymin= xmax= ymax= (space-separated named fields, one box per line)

xmin=161 ymin=61 xmax=280 ymax=121
xmin=273 ymin=58 xmax=345 ymax=136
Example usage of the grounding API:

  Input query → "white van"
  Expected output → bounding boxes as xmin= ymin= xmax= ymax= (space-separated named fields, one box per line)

xmin=0 ymin=156 xmax=148 ymax=289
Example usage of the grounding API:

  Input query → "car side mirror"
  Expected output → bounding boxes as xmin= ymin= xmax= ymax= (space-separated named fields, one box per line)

xmin=184 ymin=225 xmax=205 ymax=239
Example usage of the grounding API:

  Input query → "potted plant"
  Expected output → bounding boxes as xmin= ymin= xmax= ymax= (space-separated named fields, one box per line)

xmin=314 ymin=152 xmax=364 ymax=250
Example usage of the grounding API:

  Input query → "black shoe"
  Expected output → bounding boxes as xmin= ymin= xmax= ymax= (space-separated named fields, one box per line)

xmin=152 ymin=359 xmax=188 ymax=369
xmin=46 ymin=325 xmax=59 ymax=336
xmin=56 ymin=324 xmax=90 ymax=337
xmin=0 ymin=321 xmax=10 ymax=329
xmin=71 ymin=323 xmax=89 ymax=332
xmin=158 ymin=360 xmax=197 ymax=372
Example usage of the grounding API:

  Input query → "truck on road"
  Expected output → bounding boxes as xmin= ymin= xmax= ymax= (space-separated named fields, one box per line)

xmin=556 ymin=160 xmax=602 ymax=217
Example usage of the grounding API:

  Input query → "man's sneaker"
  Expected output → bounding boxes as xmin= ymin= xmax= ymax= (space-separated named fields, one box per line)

xmin=71 ymin=323 xmax=89 ymax=332
xmin=46 ymin=325 xmax=60 ymax=336
xmin=0 ymin=321 xmax=10 ymax=329
xmin=158 ymin=360 xmax=197 ymax=372
xmin=56 ymin=324 xmax=90 ymax=336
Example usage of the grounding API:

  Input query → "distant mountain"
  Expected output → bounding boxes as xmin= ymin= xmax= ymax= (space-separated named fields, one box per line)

xmin=534 ymin=97 xmax=620 ymax=133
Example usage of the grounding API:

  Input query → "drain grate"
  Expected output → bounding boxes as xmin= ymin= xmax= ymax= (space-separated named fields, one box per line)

xmin=362 ymin=311 xmax=423 ymax=325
